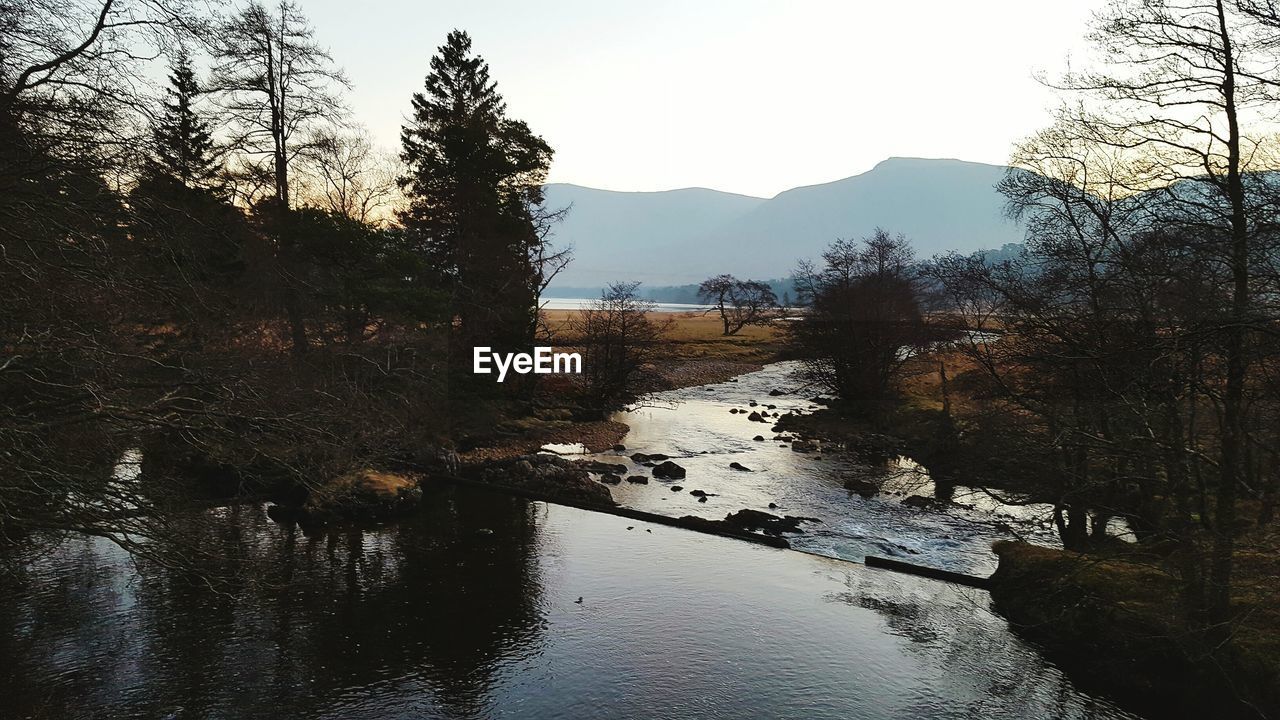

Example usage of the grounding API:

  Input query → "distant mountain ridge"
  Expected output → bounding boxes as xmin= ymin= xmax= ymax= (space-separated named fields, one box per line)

xmin=541 ymin=157 xmax=1027 ymax=289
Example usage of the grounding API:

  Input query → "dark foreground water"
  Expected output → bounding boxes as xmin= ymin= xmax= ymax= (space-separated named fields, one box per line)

xmin=1 ymin=482 xmax=1139 ymax=719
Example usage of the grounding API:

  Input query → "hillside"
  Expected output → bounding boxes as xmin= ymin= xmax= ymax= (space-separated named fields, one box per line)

xmin=542 ymin=157 xmax=1026 ymax=289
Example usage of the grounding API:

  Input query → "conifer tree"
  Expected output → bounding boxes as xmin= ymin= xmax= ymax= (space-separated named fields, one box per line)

xmin=151 ymin=56 xmax=219 ymax=187
xmin=399 ymin=30 xmax=555 ymax=353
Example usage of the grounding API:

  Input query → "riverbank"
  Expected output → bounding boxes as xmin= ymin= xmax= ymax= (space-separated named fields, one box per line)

xmin=749 ymin=349 xmax=1279 ymax=719
xmin=990 ymin=540 xmax=1280 ymax=719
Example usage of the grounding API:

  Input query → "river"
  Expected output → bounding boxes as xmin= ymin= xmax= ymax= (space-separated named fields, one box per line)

xmin=566 ymin=361 xmax=1063 ymax=575
xmin=0 ymin=363 xmax=1141 ymax=719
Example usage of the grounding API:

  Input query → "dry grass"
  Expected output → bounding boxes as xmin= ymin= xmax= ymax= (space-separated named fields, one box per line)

xmin=311 ymin=469 xmax=417 ymax=502
xmin=541 ymin=309 xmax=784 ymax=363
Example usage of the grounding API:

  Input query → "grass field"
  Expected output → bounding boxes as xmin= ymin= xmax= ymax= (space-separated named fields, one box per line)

xmin=540 ymin=309 xmax=785 ymax=363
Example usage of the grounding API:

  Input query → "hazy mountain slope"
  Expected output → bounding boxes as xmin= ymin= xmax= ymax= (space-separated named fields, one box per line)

xmin=543 ymin=157 xmax=1026 ymax=288
xmin=540 ymin=184 xmax=765 ymax=287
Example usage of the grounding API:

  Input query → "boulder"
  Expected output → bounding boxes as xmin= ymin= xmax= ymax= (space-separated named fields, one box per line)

xmin=791 ymin=440 xmax=816 ymax=453
xmin=295 ymin=469 xmax=423 ymax=526
xmin=626 ymin=475 xmax=649 ymax=484
xmin=768 ymin=389 xmax=786 ymax=396
xmin=722 ymin=509 xmax=816 ymax=536
xmin=473 ymin=454 xmax=614 ymax=506
xmin=652 ymin=460 xmax=686 ymax=479
xmin=747 ymin=411 xmax=763 ymax=422
xmin=844 ymin=476 xmax=879 ymax=498
xmin=599 ymin=473 xmax=623 ymax=485
xmin=670 ymin=485 xmax=683 ymax=492
xmin=579 ymin=460 xmax=628 ymax=474
xmin=902 ymin=494 xmax=934 ymax=509
xmin=613 ymin=444 xmax=627 ymax=452
xmin=753 ymin=435 xmax=765 ymax=441
xmin=729 ymin=462 xmax=753 ymax=472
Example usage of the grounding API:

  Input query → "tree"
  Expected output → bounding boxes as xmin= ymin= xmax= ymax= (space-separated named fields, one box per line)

xmin=0 ymin=0 xmax=242 ymax=565
xmin=151 ymin=55 xmax=220 ymax=188
xmin=790 ymin=229 xmax=928 ymax=422
xmin=131 ymin=54 xmax=245 ymax=295
xmin=211 ymin=0 xmax=348 ymax=208
xmin=210 ymin=0 xmax=348 ymax=354
xmin=1026 ymin=0 xmax=1280 ymax=627
xmin=300 ymin=128 xmax=400 ymax=224
xmin=697 ymin=274 xmax=777 ymax=335
xmin=568 ymin=282 xmax=672 ymax=408
xmin=399 ymin=29 xmax=559 ymax=356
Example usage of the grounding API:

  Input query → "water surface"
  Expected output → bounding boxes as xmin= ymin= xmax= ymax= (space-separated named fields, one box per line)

xmin=576 ymin=361 xmax=1062 ymax=575
xmin=1 ymin=484 xmax=1137 ymax=719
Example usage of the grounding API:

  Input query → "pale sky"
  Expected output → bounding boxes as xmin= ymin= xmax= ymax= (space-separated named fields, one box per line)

xmin=301 ymin=0 xmax=1101 ymax=198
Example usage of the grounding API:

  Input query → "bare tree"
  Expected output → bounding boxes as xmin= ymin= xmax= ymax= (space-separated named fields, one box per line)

xmin=300 ymin=128 xmax=401 ymax=224
xmin=697 ymin=274 xmax=777 ymax=335
xmin=1036 ymin=0 xmax=1280 ymax=627
xmin=568 ymin=282 xmax=672 ymax=408
xmin=211 ymin=0 xmax=348 ymax=208
xmin=790 ymin=229 xmax=928 ymax=423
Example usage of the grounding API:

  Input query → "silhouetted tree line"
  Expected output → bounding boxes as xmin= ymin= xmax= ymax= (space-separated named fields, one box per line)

xmin=0 ymin=1 xmax=564 ymax=566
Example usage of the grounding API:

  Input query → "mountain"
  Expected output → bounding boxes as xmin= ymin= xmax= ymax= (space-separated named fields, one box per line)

xmin=541 ymin=157 xmax=1027 ymax=290
xmin=540 ymin=184 xmax=766 ymax=288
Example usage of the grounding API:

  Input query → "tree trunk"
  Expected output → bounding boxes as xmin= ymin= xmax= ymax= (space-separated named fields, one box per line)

xmin=1208 ymin=0 xmax=1246 ymax=625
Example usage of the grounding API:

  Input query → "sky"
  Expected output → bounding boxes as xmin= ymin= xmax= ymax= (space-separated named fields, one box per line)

xmin=301 ymin=0 xmax=1102 ymax=198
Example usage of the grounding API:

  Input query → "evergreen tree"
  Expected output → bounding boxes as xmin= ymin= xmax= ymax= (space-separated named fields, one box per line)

xmin=398 ymin=30 xmax=554 ymax=353
xmin=151 ymin=56 xmax=219 ymax=188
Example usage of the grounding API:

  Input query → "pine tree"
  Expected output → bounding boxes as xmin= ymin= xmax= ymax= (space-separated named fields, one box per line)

xmin=399 ymin=30 xmax=554 ymax=352
xmin=152 ymin=57 xmax=219 ymax=187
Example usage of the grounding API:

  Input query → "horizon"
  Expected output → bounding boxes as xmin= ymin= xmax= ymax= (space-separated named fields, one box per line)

xmin=543 ymin=155 xmax=1006 ymax=199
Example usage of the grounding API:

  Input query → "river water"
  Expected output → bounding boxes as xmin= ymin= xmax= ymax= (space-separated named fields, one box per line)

xmin=0 ymin=363 xmax=1141 ymax=719
xmin=572 ymin=361 xmax=1062 ymax=575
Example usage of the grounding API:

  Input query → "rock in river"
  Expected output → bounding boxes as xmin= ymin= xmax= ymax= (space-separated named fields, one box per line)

xmin=729 ymin=462 xmax=753 ymax=472
xmin=578 ymin=460 xmax=628 ymax=475
xmin=472 ymin=454 xmax=614 ymax=506
xmin=599 ymin=473 xmax=623 ymax=485
xmin=652 ymin=460 xmax=686 ymax=479
xmin=844 ymin=476 xmax=879 ymax=498
xmin=626 ymin=475 xmax=649 ymax=484
xmin=902 ymin=494 xmax=935 ymax=509
xmin=723 ymin=509 xmax=816 ymax=536
xmin=291 ymin=469 xmax=423 ymax=527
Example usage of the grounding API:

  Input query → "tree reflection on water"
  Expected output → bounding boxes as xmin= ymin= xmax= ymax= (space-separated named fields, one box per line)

xmin=0 ymin=484 xmax=545 ymax=719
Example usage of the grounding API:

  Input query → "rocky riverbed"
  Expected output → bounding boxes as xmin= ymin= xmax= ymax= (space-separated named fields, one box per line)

xmin=555 ymin=361 xmax=1064 ymax=575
